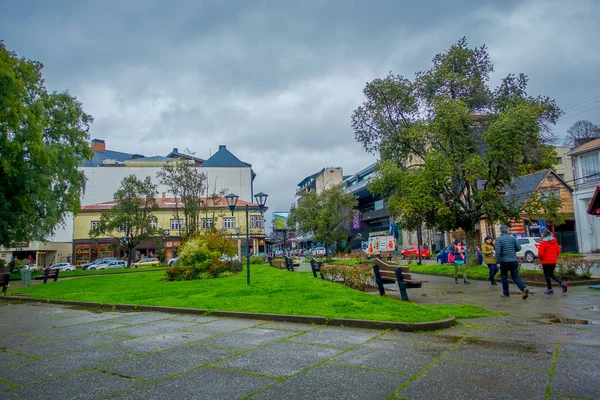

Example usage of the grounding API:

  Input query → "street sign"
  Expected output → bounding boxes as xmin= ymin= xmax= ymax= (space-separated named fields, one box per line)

xmin=539 ymin=218 xmax=547 ymax=232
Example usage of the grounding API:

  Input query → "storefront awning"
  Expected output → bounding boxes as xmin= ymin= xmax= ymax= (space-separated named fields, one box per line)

xmin=587 ymin=185 xmax=600 ymax=215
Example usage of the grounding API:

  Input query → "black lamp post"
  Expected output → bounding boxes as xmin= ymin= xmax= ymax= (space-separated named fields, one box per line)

xmin=225 ymin=192 xmax=268 ymax=285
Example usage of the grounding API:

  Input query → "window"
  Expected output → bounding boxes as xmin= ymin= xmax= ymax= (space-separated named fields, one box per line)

xmin=91 ymin=221 xmax=99 ymax=230
xmin=541 ymin=189 xmax=560 ymax=198
xmin=201 ymin=218 xmax=213 ymax=229
xmin=118 ymin=223 xmax=128 ymax=232
xmin=150 ymin=219 xmax=158 ymax=230
xmin=581 ymin=153 xmax=600 ymax=183
xmin=250 ymin=216 xmax=264 ymax=228
xmin=223 ymin=217 xmax=235 ymax=229
xmin=555 ymin=157 xmax=562 ymax=165
xmin=170 ymin=219 xmax=183 ymax=230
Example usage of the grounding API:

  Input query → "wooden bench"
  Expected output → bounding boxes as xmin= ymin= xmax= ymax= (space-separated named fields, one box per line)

xmin=43 ymin=268 xmax=59 ymax=284
xmin=284 ymin=257 xmax=300 ymax=272
xmin=1 ymin=272 xmax=9 ymax=296
xmin=372 ymin=259 xmax=428 ymax=301
xmin=309 ymin=260 xmax=325 ymax=279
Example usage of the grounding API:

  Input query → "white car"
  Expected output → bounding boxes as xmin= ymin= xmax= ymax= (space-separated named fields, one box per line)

xmin=167 ymin=257 xmax=179 ymax=266
xmin=96 ymin=260 xmax=127 ymax=270
xmin=516 ymin=237 xmax=541 ymax=263
xmin=220 ymin=254 xmax=240 ymax=262
xmin=49 ymin=263 xmax=76 ymax=272
xmin=312 ymin=247 xmax=326 ymax=257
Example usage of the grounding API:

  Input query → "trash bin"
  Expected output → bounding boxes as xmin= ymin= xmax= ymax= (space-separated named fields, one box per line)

xmin=21 ymin=269 xmax=32 ymax=287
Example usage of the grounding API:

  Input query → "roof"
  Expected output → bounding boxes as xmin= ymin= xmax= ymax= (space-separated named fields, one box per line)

xmin=202 ymin=145 xmax=251 ymax=168
xmin=81 ymin=197 xmax=259 ymax=211
xmin=126 ymin=156 xmax=174 ymax=163
xmin=587 ymin=185 xmax=600 ymax=215
xmin=82 ymin=149 xmax=142 ymax=167
xmin=504 ymin=169 xmax=573 ymax=207
xmin=165 ymin=148 xmax=205 ymax=163
xmin=297 ymin=169 xmax=323 ymax=188
xmin=566 ymin=137 xmax=600 ymax=156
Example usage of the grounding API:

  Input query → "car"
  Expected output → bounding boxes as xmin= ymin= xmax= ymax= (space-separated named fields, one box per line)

xmin=134 ymin=258 xmax=161 ymax=267
xmin=400 ymin=245 xmax=431 ymax=259
xmin=437 ymin=244 xmax=483 ymax=265
xmin=167 ymin=257 xmax=179 ymax=266
xmin=96 ymin=260 xmax=127 ymax=270
xmin=516 ymin=237 xmax=541 ymax=263
xmin=220 ymin=254 xmax=240 ymax=262
xmin=49 ymin=263 xmax=76 ymax=272
xmin=82 ymin=257 xmax=117 ymax=270
xmin=312 ymin=247 xmax=326 ymax=257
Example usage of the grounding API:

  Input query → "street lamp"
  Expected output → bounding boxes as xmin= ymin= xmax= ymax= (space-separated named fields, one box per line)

xmin=225 ymin=192 xmax=268 ymax=285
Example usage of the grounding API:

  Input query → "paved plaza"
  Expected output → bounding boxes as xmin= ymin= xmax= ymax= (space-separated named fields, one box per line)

xmin=1 ymin=275 xmax=599 ymax=399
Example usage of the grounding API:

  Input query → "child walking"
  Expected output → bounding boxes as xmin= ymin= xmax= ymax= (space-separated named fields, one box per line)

xmin=482 ymin=236 xmax=498 ymax=285
xmin=451 ymin=238 xmax=469 ymax=284
xmin=538 ymin=228 xmax=567 ymax=294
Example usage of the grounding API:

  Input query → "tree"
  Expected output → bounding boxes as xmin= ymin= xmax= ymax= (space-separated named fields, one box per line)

xmin=521 ymin=192 xmax=565 ymax=231
xmin=288 ymin=185 xmax=357 ymax=256
xmin=0 ymin=41 xmax=93 ymax=247
xmin=90 ymin=175 xmax=159 ymax=267
xmin=156 ymin=157 xmax=206 ymax=239
xmin=352 ymin=38 xmax=561 ymax=265
xmin=564 ymin=120 xmax=600 ymax=147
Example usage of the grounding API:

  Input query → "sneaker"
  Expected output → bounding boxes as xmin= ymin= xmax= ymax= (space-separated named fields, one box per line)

xmin=464 ymin=280 xmax=470 ymax=284
xmin=500 ymin=294 xmax=510 ymax=298
xmin=491 ymin=280 xmax=498 ymax=286
xmin=522 ymin=288 xmax=529 ymax=300
xmin=544 ymin=289 xmax=554 ymax=295
xmin=562 ymin=283 xmax=568 ymax=293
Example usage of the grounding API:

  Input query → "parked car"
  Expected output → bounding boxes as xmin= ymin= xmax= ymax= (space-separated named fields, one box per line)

xmin=49 ymin=263 xmax=76 ymax=272
xmin=312 ymin=247 xmax=326 ymax=257
xmin=437 ymin=244 xmax=483 ymax=265
xmin=167 ymin=257 xmax=179 ymax=266
xmin=516 ymin=237 xmax=541 ymax=262
xmin=220 ymin=254 xmax=240 ymax=262
xmin=82 ymin=257 xmax=117 ymax=270
xmin=96 ymin=260 xmax=127 ymax=270
xmin=400 ymin=245 xmax=431 ymax=259
xmin=134 ymin=258 xmax=161 ymax=268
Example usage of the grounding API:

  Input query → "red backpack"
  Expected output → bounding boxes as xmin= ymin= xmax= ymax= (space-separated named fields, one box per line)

xmin=448 ymin=245 xmax=455 ymax=263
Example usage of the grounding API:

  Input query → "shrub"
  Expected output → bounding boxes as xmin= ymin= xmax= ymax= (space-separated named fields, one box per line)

xmin=250 ymin=256 xmax=263 ymax=264
xmin=407 ymin=253 xmax=417 ymax=264
xmin=554 ymin=256 xmax=597 ymax=279
xmin=156 ymin=248 xmax=166 ymax=263
xmin=321 ymin=264 xmax=376 ymax=291
xmin=165 ymin=265 xmax=192 ymax=281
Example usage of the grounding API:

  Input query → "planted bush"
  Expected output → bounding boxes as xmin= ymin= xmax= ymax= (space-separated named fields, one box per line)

xmin=250 ymin=256 xmax=264 ymax=264
xmin=321 ymin=264 xmax=376 ymax=291
xmin=537 ymin=256 xmax=598 ymax=280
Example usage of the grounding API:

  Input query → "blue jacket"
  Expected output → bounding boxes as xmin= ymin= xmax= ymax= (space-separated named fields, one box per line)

xmin=494 ymin=234 xmax=521 ymax=263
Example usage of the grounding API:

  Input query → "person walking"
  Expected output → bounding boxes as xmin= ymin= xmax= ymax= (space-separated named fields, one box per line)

xmin=451 ymin=238 xmax=469 ymax=284
xmin=482 ymin=236 xmax=498 ymax=285
xmin=538 ymin=228 xmax=567 ymax=295
xmin=495 ymin=226 xmax=529 ymax=299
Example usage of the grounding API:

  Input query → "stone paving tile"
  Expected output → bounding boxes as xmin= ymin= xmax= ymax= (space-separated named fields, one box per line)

xmin=559 ymin=344 xmax=600 ymax=359
xmin=104 ymin=331 xmax=213 ymax=354
xmin=117 ymin=367 xmax=277 ymax=399
xmin=0 ymin=347 xmax=133 ymax=386
xmin=0 ymin=321 xmax=56 ymax=337
xmin=251 ymin=363 xmax=410 ymax=400
xmin=379 ymin=331 xmax=461 ymax=344
xmin=288 ymin=326 xmax=381 ymax=348
xmin=166 ymin=314 xmax=219 ymax=323
xmin=100 ymin=344 xmax=234 ymax=381
xmin=102 ymin=312 xmax=174 ymax=325
xmin=330 ymin=339 xmax=451 ymax=374
xmin=0 ymin=381 xmax=15 ymax=393
xmin=199 ymin=328 xmax=298 ymax=350
xmin=397 ymin=360 xmax=548 ymax=399
xmin=24 ymin=321 xmax=129 ymax=339
xmin=446 ymin=338 xmax=555 ymax=370
xmin=551 ymin=357 xmax=600 ymax=399
xmin=5 ymin=370 xmax=142 ymax=399
xmin=0 ymin=351 xmax=33 ymax=367
xmin=215 ymin=342 xmax=342 ymax=377
xmin=180 ymin=318 xmax=264 ymax=334
xmin=38 ymin=313 xmax=126 ymax=327
xmin=12 ymin=332 xmax=133 ymax=358
xmin=257 ymin=322 xmax=319 ymax=331
xmin=106 ymin=320 xmax=197 ymax=337
xmin=0 ymin=333 xmax=53 ymax=348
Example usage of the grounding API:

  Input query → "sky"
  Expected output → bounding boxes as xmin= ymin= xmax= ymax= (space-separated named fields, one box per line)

xmin=2 ymin=0 xmax=600 ymax=226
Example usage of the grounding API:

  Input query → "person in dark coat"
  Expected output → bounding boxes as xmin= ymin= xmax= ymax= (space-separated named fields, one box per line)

xmin=495 ymin=226 xmax=529 ymax=299
xmin=538 ymin=228 xmax=567 ymax=294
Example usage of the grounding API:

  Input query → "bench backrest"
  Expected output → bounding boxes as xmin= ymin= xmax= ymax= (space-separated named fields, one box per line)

xmin=374 ymin=259 xmax=412 ymax=281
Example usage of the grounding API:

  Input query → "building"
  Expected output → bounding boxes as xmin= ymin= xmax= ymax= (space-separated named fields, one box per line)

xmin=0 ymin=241 xmax=73 ymax=269
xmin=297 ymin=167 xmax=344 ymax=195
xmin=72 ymin=197 xmax=267 ymax=266
xmin=567 ymin=138 xmax=600 ymax=253
xmin=553 ymin=147 xmax=575 ymax=186
xmin=202 ymin=145 xmax=256 ymax=203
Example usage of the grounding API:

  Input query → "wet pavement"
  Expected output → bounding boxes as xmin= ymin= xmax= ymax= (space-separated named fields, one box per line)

xmin=1 ymin=274 xmax=599 ymax=399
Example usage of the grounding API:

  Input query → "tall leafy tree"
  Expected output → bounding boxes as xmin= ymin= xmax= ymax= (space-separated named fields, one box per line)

xmin=564 ymin=120 xmax=600 ymax=147
xmin=156 ymin=156 xmax=206 ymax=239
xmin=0 ymin=42 xmax=93 ymax=247
xmin=90 ymin=175 xmax=159 ymax=267
xmin=352 ymin=38 xmax=561 ymax=265
xmin=288 ymin=185 xmax=357 ymax=256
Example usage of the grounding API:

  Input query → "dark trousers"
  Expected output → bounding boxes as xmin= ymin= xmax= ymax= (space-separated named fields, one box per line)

xmin=487 ymin=264 xmax=499 ymax=280
xmin=542 ymin=264 xmax=564 ymax=290
xmin=499 ymin=261 xmax=526 ymax=296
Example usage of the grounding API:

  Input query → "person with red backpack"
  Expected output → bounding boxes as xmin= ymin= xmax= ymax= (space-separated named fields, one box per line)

xmin=538 ymin=228 xmax=567 ymax=295
xmin=450 ymin=238 xmax=469 ymax=284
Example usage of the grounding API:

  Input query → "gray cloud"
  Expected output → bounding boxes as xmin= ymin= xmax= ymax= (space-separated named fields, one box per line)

xmin=2 ymin=0 xmax=599 ymax=223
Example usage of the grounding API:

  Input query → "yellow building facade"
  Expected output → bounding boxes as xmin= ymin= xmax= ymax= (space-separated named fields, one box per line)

xmin=73 ymin=197 xmax=266 ymax=266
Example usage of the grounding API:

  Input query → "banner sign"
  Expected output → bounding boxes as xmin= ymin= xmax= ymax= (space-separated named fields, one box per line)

xmin=368 ymin=236 xmax=395 ymax=254
xmin=352 ymin=212 xmax=362 ymax=230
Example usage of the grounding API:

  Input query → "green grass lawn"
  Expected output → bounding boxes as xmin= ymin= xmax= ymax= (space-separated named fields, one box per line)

xmin=10 ymin=263 xmax=494 ymax=323
xmin=407 ymin=264 xmax=543 ymax=279
xmin=10 ymin=266 xmax=165 ymax=280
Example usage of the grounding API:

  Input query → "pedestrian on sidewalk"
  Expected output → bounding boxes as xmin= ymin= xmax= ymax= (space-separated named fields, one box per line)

xmin=495 ymin=226 xmax=529 ymax=299
xmin=538 ymin=228 xmax=567 ymax=295
xmin=451 ymin=238 xmax=470 ymax=284
xmin=482 ymin=236 xmax=498 ymax=285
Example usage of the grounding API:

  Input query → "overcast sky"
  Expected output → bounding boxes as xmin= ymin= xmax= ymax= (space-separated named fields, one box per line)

xmin=2 ymin=0 xmax=599 ymax=225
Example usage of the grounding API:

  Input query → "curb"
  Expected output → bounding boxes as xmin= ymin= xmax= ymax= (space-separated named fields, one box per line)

xmin=0 ymin=296 xmax=455 ymax=332
xmin=409 ymin=271 xmax=600 ymax=287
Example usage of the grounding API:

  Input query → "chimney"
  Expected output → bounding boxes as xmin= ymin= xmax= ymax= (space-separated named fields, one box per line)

xmin=172 ymin=148 xmax=178 ymax=153
xmin=131 ymin=154 xmax=144 ymax=160
xmin=219 ymin=145 xmax=226 ymax=151
xmin=162 ymin=192 xmax=166 ymax=200
xmin=91 ymin=139 xmax=106 ymax=153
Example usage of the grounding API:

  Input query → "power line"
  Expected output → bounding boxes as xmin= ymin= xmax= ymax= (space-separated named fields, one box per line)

xmin=562 ymin=99 xmax=600 ymax=116
xmin=561 ymin=103 xmax=600 ymax=121
xmin=563 ymin=94 xmax=600 ymax=112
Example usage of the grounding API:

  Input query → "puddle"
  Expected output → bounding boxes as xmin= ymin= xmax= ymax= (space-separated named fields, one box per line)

xmin=422 ymin=291 xmax=464 ymax=297
xmin=549 ymin=317 xmax=591 ymax=325
xmin=583 ymin=306 xmax=599 ymax=311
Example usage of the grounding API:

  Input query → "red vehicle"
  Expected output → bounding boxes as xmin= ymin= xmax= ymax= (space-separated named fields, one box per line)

xmin=400 ymin=245 xmax=431 ymax=259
